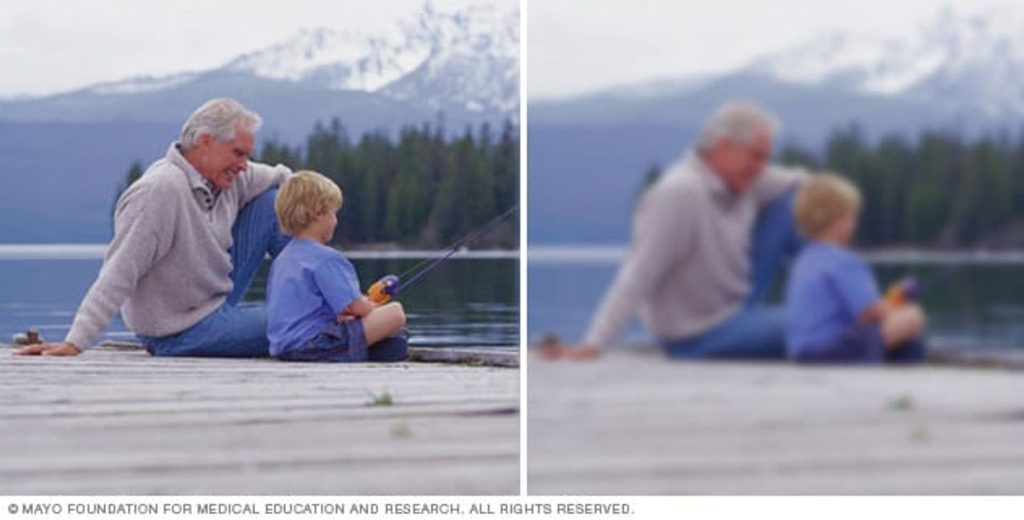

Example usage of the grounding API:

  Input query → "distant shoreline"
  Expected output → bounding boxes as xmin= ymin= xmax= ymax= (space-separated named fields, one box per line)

xmin=0 ymin=243 xmax=519 ymax=261
xmin=529 ymin=244 xmax=1024 ymax=265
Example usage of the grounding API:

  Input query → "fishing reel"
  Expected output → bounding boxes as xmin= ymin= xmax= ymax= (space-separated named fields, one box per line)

xmin=884 ymin=276 xmax=919 ymax=306
xmin=363 ymin=205 xmax=519 ymax=306
xmin=367 ymin=274 xmax=400 ymax=304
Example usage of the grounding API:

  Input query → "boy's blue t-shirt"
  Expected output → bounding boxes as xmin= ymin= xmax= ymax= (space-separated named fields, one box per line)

xmin=784 ymin=241 xmax=880 ymax=359
xmin=267 ymin=238 xmax=361 ymax=356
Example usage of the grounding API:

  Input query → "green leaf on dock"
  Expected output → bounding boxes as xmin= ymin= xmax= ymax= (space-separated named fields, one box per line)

xmin=368 ymin=390 xmax=394 ymax=407
xmin=888 ymin=394 xmax=914 ymax=412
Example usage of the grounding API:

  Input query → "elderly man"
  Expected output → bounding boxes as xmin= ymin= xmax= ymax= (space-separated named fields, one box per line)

xmin=17 ymin=98 xmax=293 ymax=357
xmin=556 ymin=102 xmax=808 ymax=359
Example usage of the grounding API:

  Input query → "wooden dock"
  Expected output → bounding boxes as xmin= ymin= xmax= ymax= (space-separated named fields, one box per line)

xmin=0 ymin=344 xmax=519 ymax=495
xmin=529 ymin=348 xmax=1024 ymax=495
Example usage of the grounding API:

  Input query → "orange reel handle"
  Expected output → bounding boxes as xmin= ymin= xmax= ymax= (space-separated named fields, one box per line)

xmin=884 ymin=286 xmax=908 ymax=306
xmin=884 ymin=277 xmax=919 ymax=307
xmin=366 ymin=274 xmax=399 ymax=305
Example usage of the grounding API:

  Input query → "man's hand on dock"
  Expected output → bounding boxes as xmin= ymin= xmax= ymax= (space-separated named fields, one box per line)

xmin=14 ymin=342 xmax=81 ymax=356
xmin=538 ymin=342 xmax=599 ymax=361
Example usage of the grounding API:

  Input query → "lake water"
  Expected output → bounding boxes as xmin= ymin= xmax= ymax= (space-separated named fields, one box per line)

xmin=0 ymin=252 xmax=519 ymax=348
xmin=529 ymin=247 xmax=1024 ymax=351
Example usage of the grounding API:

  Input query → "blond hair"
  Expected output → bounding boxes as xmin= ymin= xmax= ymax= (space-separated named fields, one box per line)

xmin=794 ymin=172 xmax=862 ymax=239
xmin=275 ymin=170 xmax=343 ymax=236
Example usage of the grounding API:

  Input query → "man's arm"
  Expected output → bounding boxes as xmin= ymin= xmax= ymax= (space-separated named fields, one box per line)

xmin=17 ymin=183 xmax=172 ymax=356
xmin=237 ymin=162 xmax=293 ymax=207
xmin=753 ymin=164 xmax=809 ymax=208
xmin=569 ymin=185 xmax=691 ymax=356
xmin=14 ymin=343 xmax=81 ymax=356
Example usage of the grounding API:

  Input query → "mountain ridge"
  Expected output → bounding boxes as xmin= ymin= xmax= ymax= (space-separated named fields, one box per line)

xmin=0 ymin=1 xmax=519 ymax=132
xmin=528 ymin=7 xmax=1024 ymax=244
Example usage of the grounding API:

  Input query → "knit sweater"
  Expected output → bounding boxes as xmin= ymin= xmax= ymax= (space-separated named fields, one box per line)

xmin=583 ymin=152 xmax=807 ymax=347
xmin=65 ymin=143 xmax=292 ymax=349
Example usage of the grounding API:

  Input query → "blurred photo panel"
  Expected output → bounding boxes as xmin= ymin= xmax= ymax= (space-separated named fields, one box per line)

xmin=528 ymin=0 xmax=1024 ymax=494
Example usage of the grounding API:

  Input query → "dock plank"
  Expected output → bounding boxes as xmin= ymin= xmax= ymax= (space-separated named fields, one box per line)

xmin=0 ymin=345 xmax=518 ymax=495
xmin=528 ymin=349 xmax=1024 ymax=494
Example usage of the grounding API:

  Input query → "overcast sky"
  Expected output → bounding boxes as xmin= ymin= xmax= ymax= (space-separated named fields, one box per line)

xmin=529 ymin=0 xmax=1023 ymax=99
xmin=0 ymin=0 xmax=488 ymax=98
xmin=4 ymin=1 xmax=1019 ymax=101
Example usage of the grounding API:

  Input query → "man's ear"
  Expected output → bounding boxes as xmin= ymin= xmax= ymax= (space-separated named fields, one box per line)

xmin=198 ymin=133 xmax=212 ymax=147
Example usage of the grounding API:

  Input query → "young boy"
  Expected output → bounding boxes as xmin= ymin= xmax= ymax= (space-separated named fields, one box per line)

xmin=267 ymin=170 xmax=407 ymax=362
xmin=785 ymin=173 xmax=926 ymax=363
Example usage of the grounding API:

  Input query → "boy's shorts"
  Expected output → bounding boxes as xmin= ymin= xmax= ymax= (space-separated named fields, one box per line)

xmin=802 ymin=325 xmax=926 ymax=364
xmin=276 ymin=319 xmax=369 ymax=362
xmin=829 ymin=324 xmax=886 ymax=362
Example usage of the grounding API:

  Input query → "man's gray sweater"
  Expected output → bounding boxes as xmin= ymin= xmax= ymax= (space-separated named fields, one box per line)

xmin=65 ymin=143 xmax=291 ymax=349
xmin=584 ymin=152 xmax=806 ymax=347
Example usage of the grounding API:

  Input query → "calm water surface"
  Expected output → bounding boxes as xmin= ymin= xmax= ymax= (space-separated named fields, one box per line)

xmin=0 ymin=255 xmax=518 ymax=348
xmin=529 ymin=253 xmax=1024 ymax=351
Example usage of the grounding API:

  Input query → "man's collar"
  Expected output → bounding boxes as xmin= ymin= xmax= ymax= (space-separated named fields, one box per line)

xmin=169 ymin=142 xmax=219 ymax=195
xmin=685 ymin=151 xmax=731 ymax=198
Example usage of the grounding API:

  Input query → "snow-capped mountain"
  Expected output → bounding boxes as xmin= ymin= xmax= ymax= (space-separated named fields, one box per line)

xmin=223 ymin=27 xmax=431 ymax=92
xmin=84 ymin=72 xmax=200 ymax=95
xmin=382 ymin=2 xmax=519 ymax=114
xmin=749 ymin=7 xmax=1024 ymax=116
xmin=71 ymin=1 xmax=518 ymax=118
xmin=0 ymin=1 xmax=519 ymax=244
xmin=529 ymin=7 xmax=1024 ymax=244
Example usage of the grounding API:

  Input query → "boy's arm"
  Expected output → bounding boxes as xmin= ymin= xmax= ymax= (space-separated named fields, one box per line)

xmin=793 ymin=258 xmax=886 ymax=363
xmin=311 ymin=257 xmax=364 ymax=321
xmin=796 ymin=300 xmax=891 ymax=362
xmin=857 ymin=300 xmax=893 ymax=326
xmin=341 ymin=296 xmax=376 ymax=319
xmin=829 ymin=253 xmax=882 ymax=323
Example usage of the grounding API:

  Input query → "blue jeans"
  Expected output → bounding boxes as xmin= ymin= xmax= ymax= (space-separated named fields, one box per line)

xmin=793 ymin=323 xmax=927 ymax=364
xmin=662 ymin=189 xmax=804 ymax=359
xmin=886 ymin=338 xmax=927 ymax=364
xmin=792 ymin=323 xmax=887 ymax=363
xmin=141 ymin=189 xmax=290 ymax=357
xmin=276 ymin=320 xmax=410 ymax=363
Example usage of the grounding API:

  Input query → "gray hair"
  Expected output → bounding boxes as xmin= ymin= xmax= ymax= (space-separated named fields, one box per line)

xmin=697 ymin=101 xmax=779 ymax=151
xmin=179 ymin=98 xmax=262 ymax=150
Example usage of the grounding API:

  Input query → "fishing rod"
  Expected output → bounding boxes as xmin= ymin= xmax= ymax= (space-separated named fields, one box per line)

xmin=365 ymin=205 xmax=519 ymax=304
xmin=880 ymin=239 xmax=1006 ymax=307
xmin=391 ymin=206 xmax=518 ymax=282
